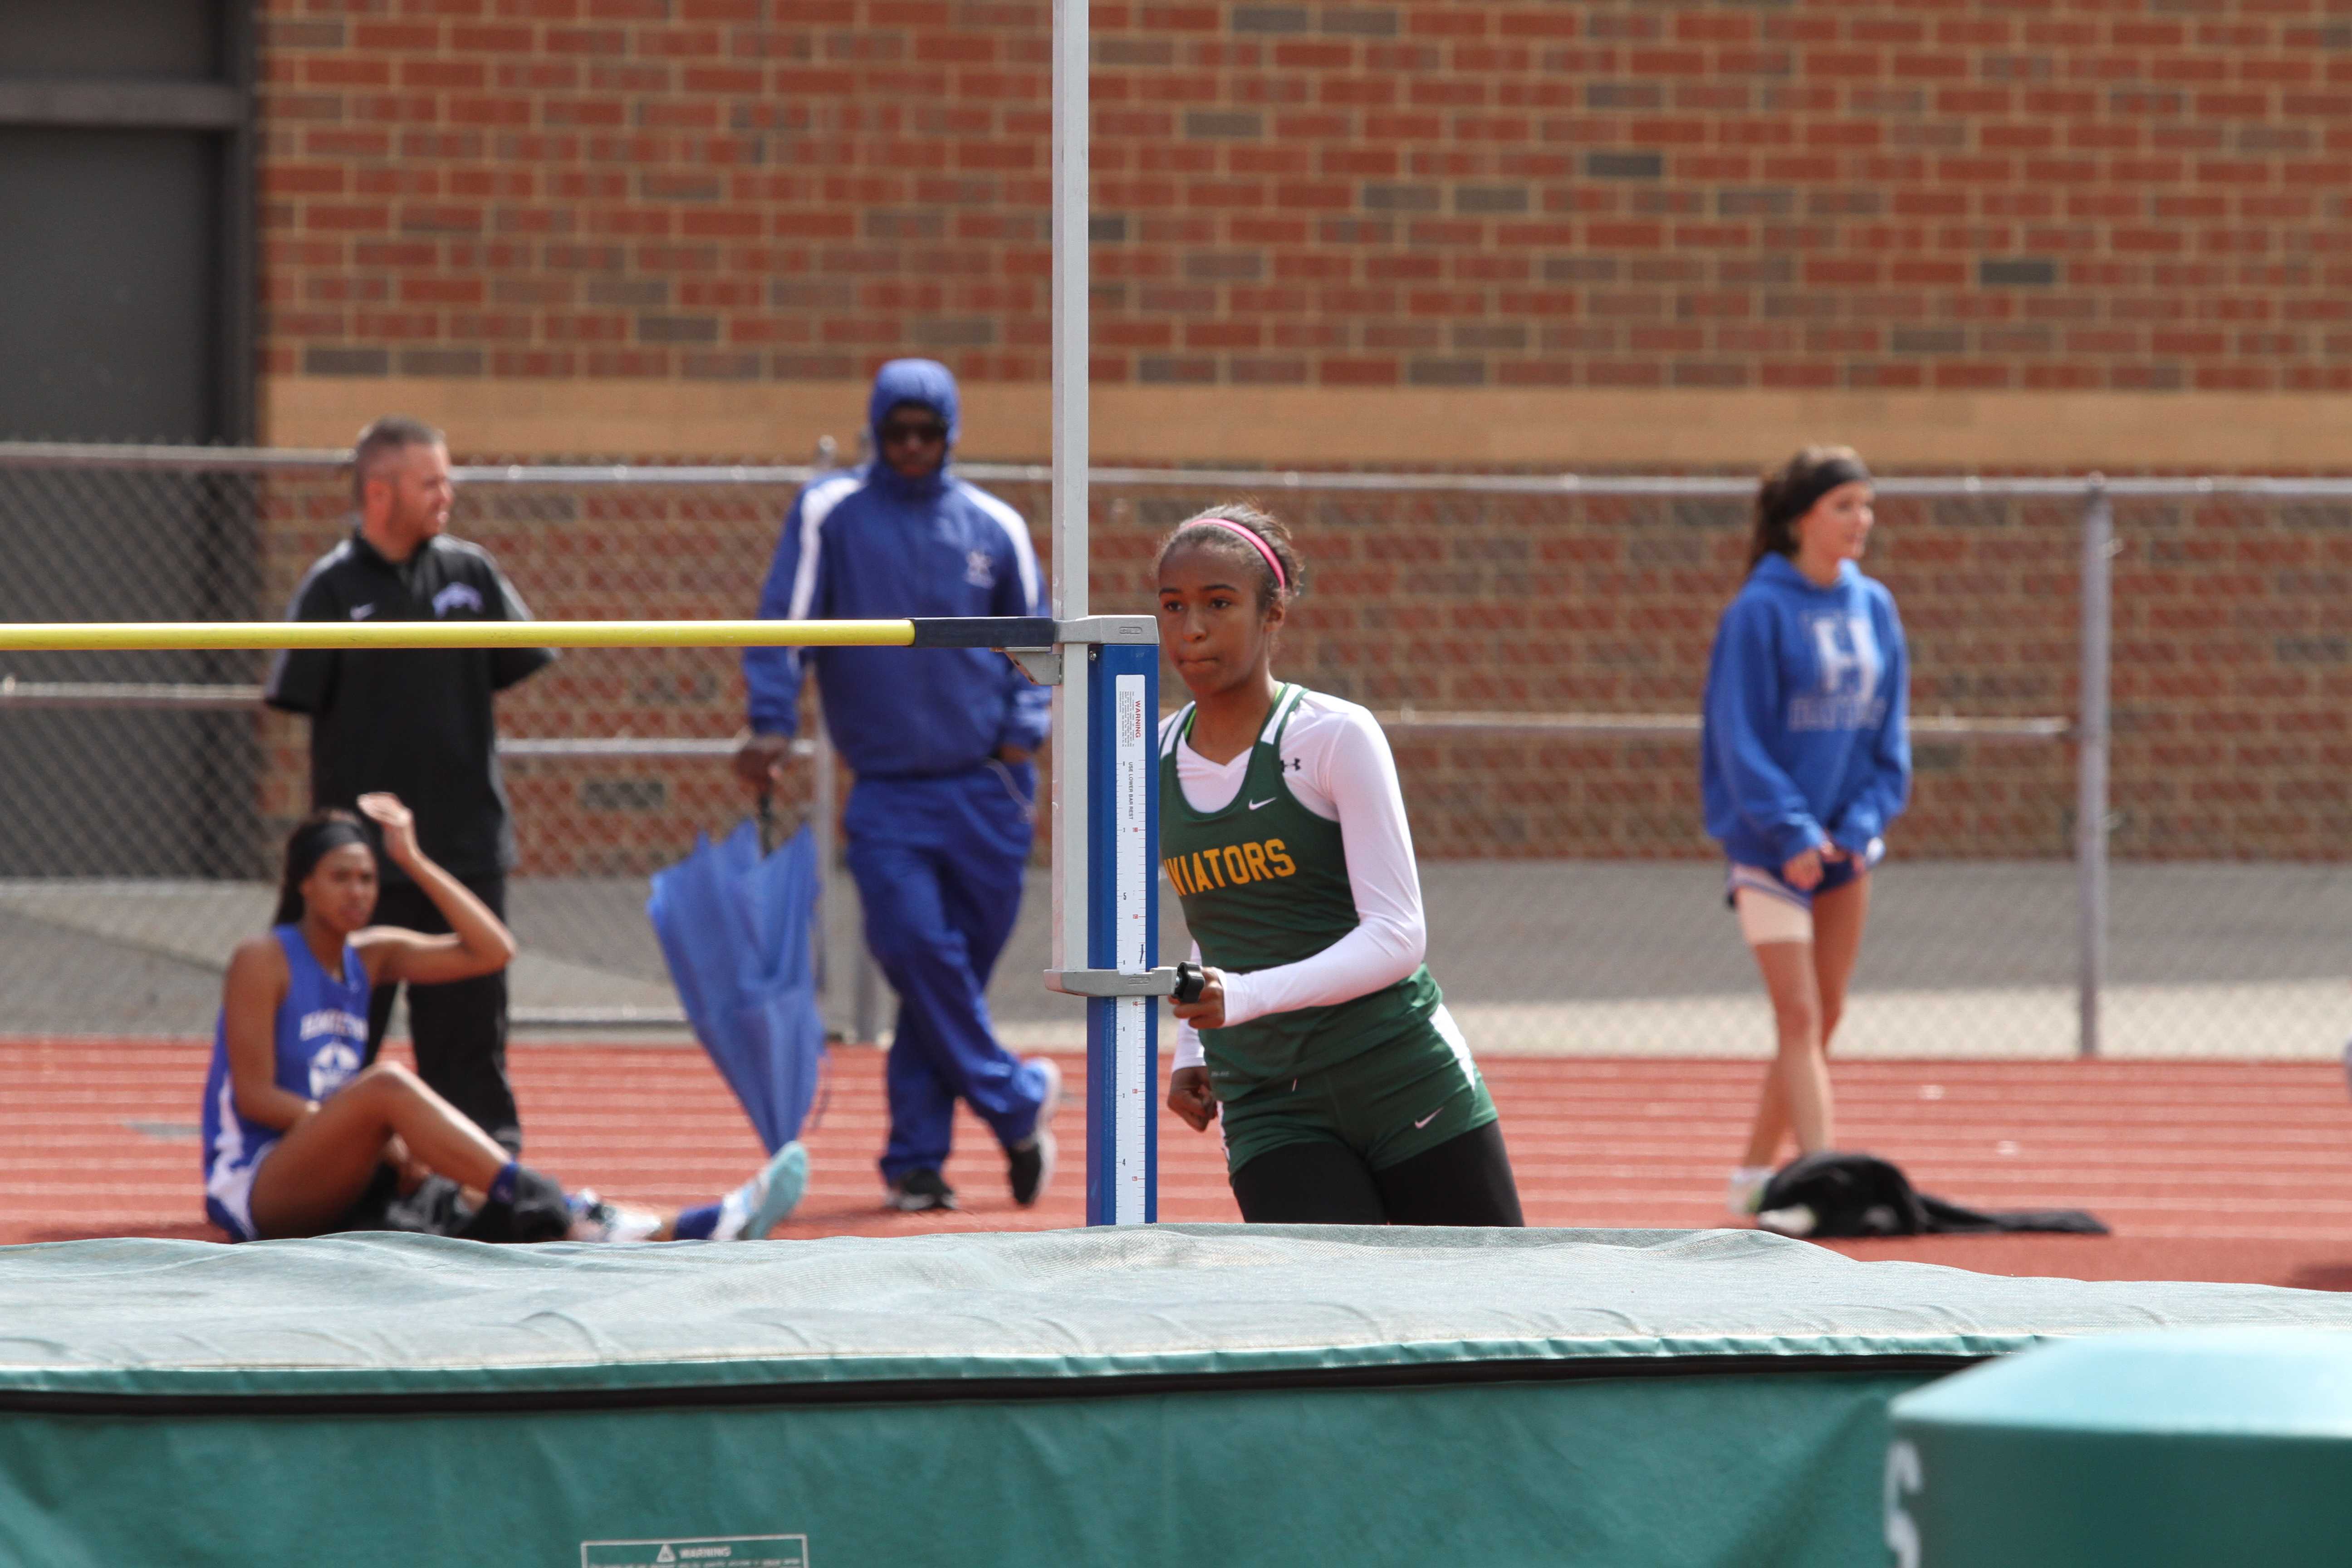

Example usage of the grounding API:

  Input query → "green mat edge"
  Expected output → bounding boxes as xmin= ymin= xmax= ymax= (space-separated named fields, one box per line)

xmin=0 ymin=1333 xmax=2032 ymax=1401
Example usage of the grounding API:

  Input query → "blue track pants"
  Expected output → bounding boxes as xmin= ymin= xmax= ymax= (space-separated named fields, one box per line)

xmin=845 ymin=760 xmax=1051 ymax=1185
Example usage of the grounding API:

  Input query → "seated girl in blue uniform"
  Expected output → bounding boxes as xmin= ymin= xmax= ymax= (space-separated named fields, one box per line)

xmin=203 ymin=794 xmax=806 ymax=1245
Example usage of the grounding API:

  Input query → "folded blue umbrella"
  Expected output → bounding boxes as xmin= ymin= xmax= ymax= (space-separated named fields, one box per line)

xmin=647 ymin=817 xmax=826 ymax=1156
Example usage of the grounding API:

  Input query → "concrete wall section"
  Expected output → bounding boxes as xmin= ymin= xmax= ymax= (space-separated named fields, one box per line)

xmin=267 ymin=377 xmax=2352 ymax=470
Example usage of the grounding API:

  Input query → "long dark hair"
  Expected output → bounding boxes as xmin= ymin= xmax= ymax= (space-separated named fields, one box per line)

xmin=1154 ymin=502 xmax=1307 ymax=614
xmin=274 ymin=809 xmax=374 ymax=925
xmin=1748 ymin=446 xmax=1872 ymax=573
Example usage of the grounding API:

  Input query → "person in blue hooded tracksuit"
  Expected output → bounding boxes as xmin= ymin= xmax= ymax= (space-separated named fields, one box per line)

xmin=735 ymin=360 xmax=1060 ymax=1213
xmin=1700 ymin=446 xmax=1910 ymax=1225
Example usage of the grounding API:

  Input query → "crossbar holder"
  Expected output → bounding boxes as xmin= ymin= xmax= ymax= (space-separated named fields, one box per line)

xmin=1000 ymin=613 xmax=1156 ymax=686
xmin=1046 ymin=968 xmax=1181 ymax=998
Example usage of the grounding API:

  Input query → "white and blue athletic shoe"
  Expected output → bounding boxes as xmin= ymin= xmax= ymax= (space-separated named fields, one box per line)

xmin=568 ymin=1191 xmax=664 ymax=1244
xmin=740 ymin=1140 xmax=810 ymax=1241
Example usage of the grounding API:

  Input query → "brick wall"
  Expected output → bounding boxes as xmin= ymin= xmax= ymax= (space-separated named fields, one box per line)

xmin=225 ymin=0 xmax=2352 ymax=866
xmin=0 ymin=458 xmax=2310 ymax=870
xmin=1074 ymin=484 xmax=2080 ymax=860
xmin=251 ymin=475 xmax=2352 ymax=867
xmin=260 ymin=0 xmax=2352 ymax=397
xmin=2105 ymin=496 xmax=2352 ymax=856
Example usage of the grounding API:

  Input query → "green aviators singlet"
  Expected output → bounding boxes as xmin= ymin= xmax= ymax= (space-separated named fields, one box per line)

xmin=1160 ymin=684 xmax=1446 ymax=1094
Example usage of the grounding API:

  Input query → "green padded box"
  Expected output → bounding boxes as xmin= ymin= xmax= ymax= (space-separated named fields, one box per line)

xmin=4 ymin=1226 xmax=2350 ymax=1567
xmin=1890 ymin=1328 xmax=2352 ymax=1566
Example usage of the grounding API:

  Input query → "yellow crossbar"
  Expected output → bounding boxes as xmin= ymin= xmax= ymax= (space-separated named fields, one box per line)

xmin=0 ymin=620 xmax=919 ymax=652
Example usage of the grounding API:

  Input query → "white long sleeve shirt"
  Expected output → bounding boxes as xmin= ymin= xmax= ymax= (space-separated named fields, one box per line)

xmin=1166 ymin=690 xmax=1428 ymax=1068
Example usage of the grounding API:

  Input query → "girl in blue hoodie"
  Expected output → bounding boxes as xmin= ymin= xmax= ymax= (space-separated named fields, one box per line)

xmin=1700 ymin=447 xmax=1911 ymax=1221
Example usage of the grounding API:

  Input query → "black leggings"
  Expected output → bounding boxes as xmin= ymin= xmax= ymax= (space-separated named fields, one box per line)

xmin=1228 ymin=1119 xmax=1524 ymax=1227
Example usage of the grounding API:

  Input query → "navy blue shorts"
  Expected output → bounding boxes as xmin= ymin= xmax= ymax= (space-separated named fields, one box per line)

xmin=1723 ymin=851 xmax=1865 ymax=915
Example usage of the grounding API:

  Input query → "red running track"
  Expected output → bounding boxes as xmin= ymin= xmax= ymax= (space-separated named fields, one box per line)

xmin=6 ymin=1039 xmax=2351 ymax=1289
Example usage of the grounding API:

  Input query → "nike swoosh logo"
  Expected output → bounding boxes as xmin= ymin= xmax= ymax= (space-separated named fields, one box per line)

xmin=1247 ymin=797 xmax=1276 ymax=810
xmin=349 ymin=604 xmax=375 ymax=620
xmin=1413 ymin=1107 xmax=1443 ymax=1129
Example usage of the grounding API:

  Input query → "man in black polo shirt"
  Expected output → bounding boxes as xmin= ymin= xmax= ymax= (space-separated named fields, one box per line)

xmin=264 ymin=416 xmax=555 ymax=1154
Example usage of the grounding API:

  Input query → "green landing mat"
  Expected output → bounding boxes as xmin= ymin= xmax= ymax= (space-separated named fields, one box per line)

xmin=2 ymin=1225 xmax=2348 ymax=1567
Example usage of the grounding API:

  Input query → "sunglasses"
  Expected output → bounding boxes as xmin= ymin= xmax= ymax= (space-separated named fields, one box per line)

xmin=878 ymin=421 xmax=948 ymax=446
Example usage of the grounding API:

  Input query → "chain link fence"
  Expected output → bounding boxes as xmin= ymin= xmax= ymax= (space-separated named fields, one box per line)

xmin=1 ymin=443 xmax=2345 ymax=1059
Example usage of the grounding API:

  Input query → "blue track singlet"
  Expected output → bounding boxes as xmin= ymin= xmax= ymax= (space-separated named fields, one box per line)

xmin=200 ymin=925 xmax=371 ymax=1241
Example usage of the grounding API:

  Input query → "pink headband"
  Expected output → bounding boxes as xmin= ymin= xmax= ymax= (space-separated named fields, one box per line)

xmin=1194 ymin=517 xmax=1286 ymax=593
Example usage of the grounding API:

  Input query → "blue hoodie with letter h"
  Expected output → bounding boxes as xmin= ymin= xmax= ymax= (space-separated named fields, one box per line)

xmin=1700 ymin=554 xmax=1911 ymax=871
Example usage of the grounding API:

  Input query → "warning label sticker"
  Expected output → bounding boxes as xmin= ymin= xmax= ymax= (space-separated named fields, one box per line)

xmin=580 ymin=1535 xmax=808 ymax=1568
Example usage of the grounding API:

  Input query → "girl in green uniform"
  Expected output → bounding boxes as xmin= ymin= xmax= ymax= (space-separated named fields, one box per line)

xmin=1158 ymin=506 xmax=1524 ymax=1226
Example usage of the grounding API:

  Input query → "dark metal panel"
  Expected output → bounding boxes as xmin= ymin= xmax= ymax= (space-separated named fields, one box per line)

xmin=0 ymin=0 xmax=260 ymax=876
xmin=0 ymin=128 xmax=220 ymax=440
xmin=0 ymin=0 xmax=220 ymax=80
xmin=0 ymin=79 xmax=243 ymax=129
xmin=215 ymin=0 xmax=255 ymax=445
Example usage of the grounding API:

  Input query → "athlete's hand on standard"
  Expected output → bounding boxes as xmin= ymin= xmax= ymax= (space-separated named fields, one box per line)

xmin=1780 ymin=840 xmax=1845 ymax=892
xmin=356 ymin=793 xmax=421 ymax=870
xmin=1166 ymin=1066 xmax=1219 ymax=1132
xmin=1169 ymin=965 xmax=1228 ymax=1031
xmin=1166 ymin=970 xmax=1227 ymax=1131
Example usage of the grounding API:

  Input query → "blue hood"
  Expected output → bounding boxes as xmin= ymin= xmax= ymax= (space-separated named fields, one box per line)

xmin=868 ymin=359 xmax=961 ymax=490
xmin=867 ymin=358 xmax=960 ymax=446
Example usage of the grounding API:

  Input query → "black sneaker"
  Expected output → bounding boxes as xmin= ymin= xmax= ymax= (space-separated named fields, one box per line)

xmin=1008 ymin=1134 xmax=1055 ymax=1207
xmin=1007 ymin=1057 xmax=1063 ymax=1207
xmin=886 ymin=1168 xmax=957 ymax=1213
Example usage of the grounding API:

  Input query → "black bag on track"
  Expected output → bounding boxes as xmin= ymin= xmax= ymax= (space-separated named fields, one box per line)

xmin=1759 ymin=1152 xmax=2107 ymax=1239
